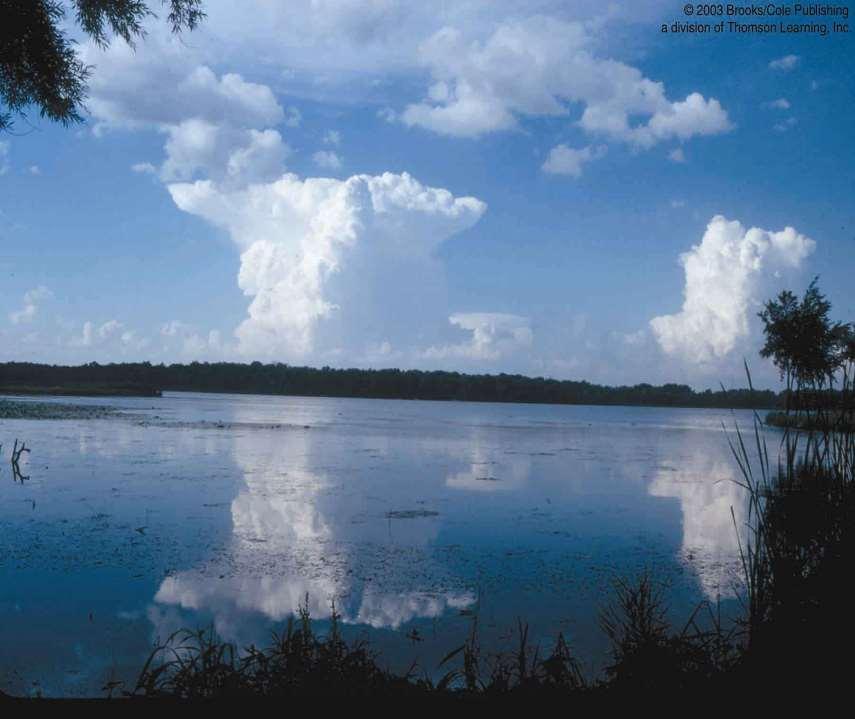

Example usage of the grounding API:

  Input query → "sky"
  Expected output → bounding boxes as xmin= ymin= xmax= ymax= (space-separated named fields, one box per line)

xmin=1 ymin=0 xmax=853 ymax=389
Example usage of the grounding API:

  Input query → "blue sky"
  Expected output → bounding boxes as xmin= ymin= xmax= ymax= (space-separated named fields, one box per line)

xmin=1 ymin=0 xmax=852 ymax=389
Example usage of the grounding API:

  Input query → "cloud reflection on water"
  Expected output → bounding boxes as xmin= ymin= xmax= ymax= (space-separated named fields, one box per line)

xmin=149 ymin=407 xmax=751 ymax=645
xmin=150 ymin=416 xmax=475 ymax=643
xmin=445 ymin=441 xmax=530 ymax=492
xmin=649 ymin=454 xmax=748 ymax=599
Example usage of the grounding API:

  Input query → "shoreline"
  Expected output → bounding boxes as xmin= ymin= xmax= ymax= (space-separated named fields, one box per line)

xmin=0 ymin=385 xmax=161 ymax=398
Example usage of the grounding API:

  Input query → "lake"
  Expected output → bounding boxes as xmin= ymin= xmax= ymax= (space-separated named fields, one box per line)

xmin=0 ymin=392 xmax=757 ymax=696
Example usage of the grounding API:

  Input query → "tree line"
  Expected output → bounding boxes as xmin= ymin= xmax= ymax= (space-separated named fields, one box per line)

xmin=5 ymin=279 xmax=851 ymax=411
xmin=0 ymin=360 xmax=781 ymax=409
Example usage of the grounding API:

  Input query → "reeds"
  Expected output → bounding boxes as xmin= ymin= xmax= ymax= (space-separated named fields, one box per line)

xmin=129 ymin=599 xmax=592 ymax=699
xmin=124 ymin=580 xmax=749 ymax=699
xmin=130 ymin=598 xmax=424 ymax=698
xmin=725 ymin=363 xmax=853 ymax=685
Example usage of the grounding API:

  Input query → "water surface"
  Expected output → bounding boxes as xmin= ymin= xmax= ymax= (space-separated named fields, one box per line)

xmin=0 ymin=393 xmax=755 ymax=696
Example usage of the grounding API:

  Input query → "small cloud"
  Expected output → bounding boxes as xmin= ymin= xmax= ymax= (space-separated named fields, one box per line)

xmin=765 ymin=98 xmax=791 ymax=110
xmin=0 ymin=141 xmax=9 ymax=175
xmin=120 ymin=330 xmax=149 ymax=351
xmin=161 ymin=319 xmax=193 ymax=337
xmin=769 ymin=54 xmax=800 ymax=71
xmin=97 ymin=319 xmax=124 ymax=340
xmin=284 ymin=107 xmax=302 ymax=127
xmin=622 ymin=329 xmax=648 ymax=346
xmin=9 ymin=286 xmax=53 ymax=324
xmin=542 ymin=144 xmax=606 ymax=177
xmin=312 ymin=150 xmax=342 ymax=170
xmin=323 ymin=130 xmax=341 ymax=146
xmin=423 ymin=313 xmax=532 ymax=362
xmin=131 ymin=161 xmax=157 ymax=174
xmin=70 ymin=321 xmax=95 ymax=348
xmin=773 ymin=117 xmax=798 ymax=133
xmin=157 ymin=320 xmax=222 ymax=357
xmin=377 ymin=107 xmax=397 ymax=123
xmin=670 ymin=199 xmax=687 ymax=208
xmin=28 ymin=165 xmax=41 ymax=175
xmin=668 ymin=147 xmax=686 ymax=163
xmin=67 ymin=319 xmax=151 ymax=351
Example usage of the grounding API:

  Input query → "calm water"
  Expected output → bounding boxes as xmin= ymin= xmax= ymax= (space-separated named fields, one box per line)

xmin=0 ymin=393 xmax=757 ymax=696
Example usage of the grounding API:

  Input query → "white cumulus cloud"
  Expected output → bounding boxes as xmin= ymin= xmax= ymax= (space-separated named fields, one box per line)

xmin=402 ymin=17 xmax=732 ymax=147
xmin=84 ymin=35 xmax=289 ymax=184
xmin=650 ymin=216 xmax=815 ymax=364
xmin=773 ymin=117 xmax=798 ymax=133
xmin=769 ymin=54 xmax=800 ymax=71
xmin=312 ymin=150 xmax=343 ymax=170
xmin=766 ymin=97 xmax=791 ymax=110
xmin=84 ymin=38 xmax=284 ymax=132
xmin=161 ymin=121 xmax=291 ymax=183
xmin=131 ymin=161 xmax=157 ymax=174
xmin=542 ymin=144 xmax=605 ymax=177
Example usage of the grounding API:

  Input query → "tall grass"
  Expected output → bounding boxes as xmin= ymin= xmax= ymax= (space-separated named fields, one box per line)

xmin=128 ymin=599 xmax=592 ymax=698
xmin=130 ymin=598 xmax=426 ymax=698
xmin=726 ymin=363 xmax=853 ymax=684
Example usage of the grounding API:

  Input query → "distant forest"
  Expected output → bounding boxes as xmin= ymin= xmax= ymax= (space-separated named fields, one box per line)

xmin=0 ymin=361 xmax=783 ymax=409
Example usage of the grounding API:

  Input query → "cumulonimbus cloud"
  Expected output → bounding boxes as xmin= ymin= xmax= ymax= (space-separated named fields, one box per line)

xmin=83 ymin=31 xmax=498 ymax=365
xmin=650 ymin=216 xmax=815 ymax=364
xmin=169 ymin=172 xmax=486 ymax=358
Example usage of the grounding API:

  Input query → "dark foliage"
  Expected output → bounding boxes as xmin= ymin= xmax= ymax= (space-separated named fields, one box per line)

xmin=599 ymin=574 xmax=737 ymax=692
xmin=130 ymin=601 xmax=427 ymax=698
xmin=728 ymin=413 xmax=854 ymax=688
xmin=758 ymin=278 xmax=851 ymax=403
xmin=125 ymin=589 xmax=734 ymax=700
xmin=0 ymin=0 xmax=203 ymax=131
xmin=0 ymin=360 xmax=782 ymax=408
xmin=729 ymin=279 xmax=854 ymax=689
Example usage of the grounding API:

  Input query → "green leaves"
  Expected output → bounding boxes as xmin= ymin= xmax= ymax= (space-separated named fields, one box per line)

xmin=0 ymin=0 xmax=205 ymax=131
xmin=758 ymin=277 xmax=849 ymax=397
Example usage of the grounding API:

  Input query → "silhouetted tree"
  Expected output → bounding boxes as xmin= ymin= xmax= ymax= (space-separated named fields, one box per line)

xmin=1 ymin=0 xmax=204 ymax=131
xmin=759 ymin=278 xmax=845 ymax=410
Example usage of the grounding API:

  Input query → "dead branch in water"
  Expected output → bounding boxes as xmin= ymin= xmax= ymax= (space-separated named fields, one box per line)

xmin=11 ymin=439 xmax=30 ymax=482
